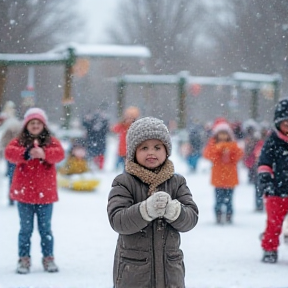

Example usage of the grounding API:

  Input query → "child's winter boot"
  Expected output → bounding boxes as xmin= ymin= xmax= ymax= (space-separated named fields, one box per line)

xmin=42 ymin=256 xmax=59 ymax=272
xmin=16 ymin=256 xmax=31 ymax=274
xmin=262 ymin=250 xmax=278 ymax=263
xmin=216 ymin=212 xmax=222 ymax=224
xmin=226 ymin=214 xmax=232 ymax=224
xmin=259 ymin=232 xmax=264 ymax=241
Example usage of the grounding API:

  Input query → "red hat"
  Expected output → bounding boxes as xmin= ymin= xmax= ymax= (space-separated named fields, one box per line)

xmin=212 ymin=117 xmax=228 ymax=129
xmin=212 ymin=121 xmax=235 ymax=139
xmin=23 ymin=108 xmax=48 ymax=127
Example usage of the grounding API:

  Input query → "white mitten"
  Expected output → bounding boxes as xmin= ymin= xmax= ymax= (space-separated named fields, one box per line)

xmin=140 ymin=191 xmax=170 ymax=221
xmin=164 ymin=199 xmax=181 ymax=223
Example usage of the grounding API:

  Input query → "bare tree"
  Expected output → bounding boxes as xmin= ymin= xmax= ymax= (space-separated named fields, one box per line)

xmin=107 ymin=0 xmax=208 ymax=74
xmin=0 ymin=0 xmax=87 ymax=119
xmin=206 ymin=0 xmax=288 ymax=76
xmin=0 ymin=0 xmax=85 ymax=53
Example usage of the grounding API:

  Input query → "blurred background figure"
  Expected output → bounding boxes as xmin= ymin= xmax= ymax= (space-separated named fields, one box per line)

xmin=185 ymin=122 xmax=203 ymax=173
xmin=59 ymin=138 xmax=89 ymax=176
xmin=203 ymin=118 xmax=243 ymax=224
xmin=82 ymin=103 xmax=109 ymax=170
xmin=231 ymin=121 xmax=244 ymax=140
xmin=250 ymin=124 xmax=270 ymax=211
xmin=202 ymin=121 xmax=213 ymax=145
xmin=111 ymin=106 xmax=140 ymax=170
xmin=57 ymin=136 xmax=101 ymax=192
xmin=0 ymin=101 xmax=21 ymax=206
xmin=242 ymin=119 xmax=260 ymax=184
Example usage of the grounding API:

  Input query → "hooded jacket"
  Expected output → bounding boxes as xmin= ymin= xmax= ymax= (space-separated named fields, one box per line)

xmin=258 ymin=130 xmax=288 ymax=197
xmin=258 ymin=98 xmax=288 ymax=198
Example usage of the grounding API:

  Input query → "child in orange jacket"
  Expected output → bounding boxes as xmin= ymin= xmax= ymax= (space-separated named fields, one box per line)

xmin=110 ymin=106 xmax=140 ymax=170
xmin=203 ymin=121 xmax=243 ymax=224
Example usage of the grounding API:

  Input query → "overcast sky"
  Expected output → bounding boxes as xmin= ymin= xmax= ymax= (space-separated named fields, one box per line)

xmin=78 ymin=0 xmax=119 ymax=43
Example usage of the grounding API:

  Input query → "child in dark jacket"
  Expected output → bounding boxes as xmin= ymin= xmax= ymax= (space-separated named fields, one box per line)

xmin=107 ymin=117 xmax=198 ymax=288
xmin=258 ymin=99 xmax=288 ymax=263
xmin=5 ymin=108 xmax=65 ymax=274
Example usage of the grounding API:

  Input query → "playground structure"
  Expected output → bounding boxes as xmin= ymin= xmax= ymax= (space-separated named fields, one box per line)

xmin=0 ymin=42 xmax=151 ymax=128
xmin=113 ymin=71 xmax=282 ymax=129
xmin=0 ymin=43 xmax=282 ymax=129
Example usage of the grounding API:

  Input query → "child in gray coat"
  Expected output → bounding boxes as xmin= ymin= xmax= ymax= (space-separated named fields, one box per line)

xmin=107 ymin=117 xmax=199 ymax=288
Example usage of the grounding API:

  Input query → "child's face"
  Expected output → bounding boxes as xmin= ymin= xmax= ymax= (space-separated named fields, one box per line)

xmin=123 ymin=116 xmax=135 ymax=125
xmin=135 ymin=139 xmax=167 ymax=169
xmin=72 ymin=147 xmax=86 ymax=158
xmin=217 ymin=131 xmax=230 ymax=142
xmin=279 ymin=120 xmax=288 ymax=136
xmin=26 ymin=119 xmax=44 ymax=136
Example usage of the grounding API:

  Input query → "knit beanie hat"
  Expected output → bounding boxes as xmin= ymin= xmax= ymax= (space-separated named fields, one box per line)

xmin=212 ymin=117 xmax=228 ymax=129
xmin=23 ymin=107 xmax=48 ymax=127
xmin=274 ymin=99 xmax=288 ymax=129
xmin=126 ymin=117 xmax=172 ymax=161
xmin=212 ymin=122 xmax=235 ymax=140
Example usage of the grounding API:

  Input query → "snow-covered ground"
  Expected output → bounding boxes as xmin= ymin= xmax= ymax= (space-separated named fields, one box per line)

xmin=0 ymin=134 xmax=288 ymax=288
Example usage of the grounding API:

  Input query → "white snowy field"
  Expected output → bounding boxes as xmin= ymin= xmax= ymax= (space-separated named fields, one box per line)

xmin=0 ymin=134 xmax=288 ymax=288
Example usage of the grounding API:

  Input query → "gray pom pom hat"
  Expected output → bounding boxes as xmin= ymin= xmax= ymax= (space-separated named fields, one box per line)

xmin=126 ymin=117 xmax=172 ymax=161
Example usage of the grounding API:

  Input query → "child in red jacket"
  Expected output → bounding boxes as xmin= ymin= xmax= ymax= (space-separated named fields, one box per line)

xmin=5 ymin=108 xmax=65 ymax=274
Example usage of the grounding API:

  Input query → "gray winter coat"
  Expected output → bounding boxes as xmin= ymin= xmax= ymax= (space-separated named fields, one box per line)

xmin=107 ymin=172 xmax=198 ymax=288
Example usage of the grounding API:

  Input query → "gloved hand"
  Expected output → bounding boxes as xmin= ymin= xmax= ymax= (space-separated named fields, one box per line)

xmin=258 ymin=172 xmax=275 ymax=197
xmin=29 ymin=147 xmax=45 ymax=159
xmin=140 ymin=191 xmax=171 ymax=222
xmin=221 ymin=148 xmax=231 ymax=164
xmin=262 ymin=182 xmax=275 ymax=197
xmin=164 ymin=198 xmax=181 ymax=223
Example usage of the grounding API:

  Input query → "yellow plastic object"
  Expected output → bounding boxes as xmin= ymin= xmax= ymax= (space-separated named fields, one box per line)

xmin=57 ymin=174 xmax=100 ymax=191
xmin=71 ymin=179 xmax=100 ymax=191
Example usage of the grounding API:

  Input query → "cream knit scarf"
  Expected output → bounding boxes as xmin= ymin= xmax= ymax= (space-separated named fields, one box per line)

xmin=125 ymin=159 xmax=174 ymax=195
